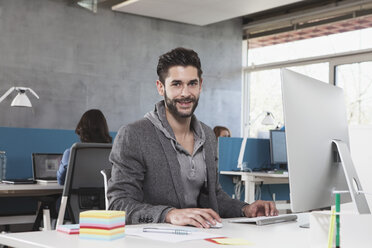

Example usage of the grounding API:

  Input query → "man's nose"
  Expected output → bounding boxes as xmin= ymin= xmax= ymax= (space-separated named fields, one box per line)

xmin=180 ymin=85 xmax=191 ymax=96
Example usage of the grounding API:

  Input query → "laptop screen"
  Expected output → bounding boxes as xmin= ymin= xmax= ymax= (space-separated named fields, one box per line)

xmin=32 ymin=153 xmax=62 ymax=180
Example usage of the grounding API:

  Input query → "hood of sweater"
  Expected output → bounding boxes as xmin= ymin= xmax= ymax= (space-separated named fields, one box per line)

xmin=144 ymin=100 xmax=205 ymax=145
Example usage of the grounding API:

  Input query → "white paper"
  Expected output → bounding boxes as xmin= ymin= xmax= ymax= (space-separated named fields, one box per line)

xmin=125 ymin=227 xmax=222 ymax=243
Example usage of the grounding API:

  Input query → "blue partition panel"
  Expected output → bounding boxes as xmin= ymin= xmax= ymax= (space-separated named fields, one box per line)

xmin=0 ymin=127 xmax=116 ymax=179
xmin=217 ymin=137 xmax=289 ymax=201
xmin=218 ymin=137 xmax=271 ymax=171
xmin=0 ymin=127 xmax=117 ymax=217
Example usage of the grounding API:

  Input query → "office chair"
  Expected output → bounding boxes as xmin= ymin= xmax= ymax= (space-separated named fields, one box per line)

xmin=100 ymin=168 xmax=111 ymax=210
xmin=56 ymin=143 xmax=112 ymax=226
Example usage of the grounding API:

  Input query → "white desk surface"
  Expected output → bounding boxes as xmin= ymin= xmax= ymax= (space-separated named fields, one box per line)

xmin=0 ymin=214 xmax=310 ymax=248
xmin=0 ymin=182 xmax=63 ymax=196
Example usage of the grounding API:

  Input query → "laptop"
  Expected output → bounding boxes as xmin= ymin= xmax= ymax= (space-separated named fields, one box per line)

xmin=32 ymin=153 xmax=62 ymax=184
xmin=229 ymin=214 xmax=298 ymax=226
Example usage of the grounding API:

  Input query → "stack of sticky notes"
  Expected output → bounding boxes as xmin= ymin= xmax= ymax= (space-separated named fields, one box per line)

xmin=79 ymin=210 xmax=126 ymax=241
xmin=57 ymin=224 xmax=80 ymax=234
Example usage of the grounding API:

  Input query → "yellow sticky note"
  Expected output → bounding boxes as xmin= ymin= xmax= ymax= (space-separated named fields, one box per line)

xmin=212 ymin=238 xmax=253 ymax=245
xmin=327 ymin=209 xmax=336 ymax=248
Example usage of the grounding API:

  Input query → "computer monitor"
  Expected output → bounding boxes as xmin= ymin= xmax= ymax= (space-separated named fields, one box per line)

xmin=281 ymin=69 xmax=370 ymax=214
xmin=270 ymin=130 xmax=287 ymax=169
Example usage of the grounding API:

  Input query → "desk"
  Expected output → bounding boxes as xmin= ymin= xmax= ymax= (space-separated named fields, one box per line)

xmin=220 ymin=171 xmax=289 ymax=206
xmin=0 ymin=213 xmax=310 ymax=248
xmin=0 ymin=182 xmax=63 ymax=226
xmin=0 ymin=182 xmax=63 ymax=197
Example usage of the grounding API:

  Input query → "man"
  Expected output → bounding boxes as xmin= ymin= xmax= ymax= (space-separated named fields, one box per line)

xmin=108 ymin=47 xmax=278 ymax=228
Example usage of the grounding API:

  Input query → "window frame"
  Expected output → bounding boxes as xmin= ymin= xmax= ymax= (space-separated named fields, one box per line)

xmin=242 ymin=47 xmax=372 ymax=136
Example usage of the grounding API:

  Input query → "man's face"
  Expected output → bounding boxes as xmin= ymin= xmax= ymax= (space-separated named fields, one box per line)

xmin=156 ymin=66 xmax=202 ymax=119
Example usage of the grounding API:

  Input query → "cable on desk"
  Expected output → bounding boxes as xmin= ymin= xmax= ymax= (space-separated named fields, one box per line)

xmin=242 ymin=167 xmax=252 ymax=173
xmin=234 ymin=181 xmax=242 ymax=201
xmin=255 ymin=182 xmax=262 ymax=201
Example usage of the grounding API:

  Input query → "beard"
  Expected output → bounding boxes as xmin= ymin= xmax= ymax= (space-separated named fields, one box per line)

xmin=164 ymin=90 xmax=199 ymax=118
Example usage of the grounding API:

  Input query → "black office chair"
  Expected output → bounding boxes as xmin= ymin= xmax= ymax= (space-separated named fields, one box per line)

xmin=56 ymin=143 xmax=112 ymax=226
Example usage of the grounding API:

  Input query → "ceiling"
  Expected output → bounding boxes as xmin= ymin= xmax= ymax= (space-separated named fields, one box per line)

xmin=243 ymin=0 xmax=372 ymax=48
xmin=111 ymin=0 xmax=305 ymax=26
xmin=249 ymin=14 xmax=372 ymax=48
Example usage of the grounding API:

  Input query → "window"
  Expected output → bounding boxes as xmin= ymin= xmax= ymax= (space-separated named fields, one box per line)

xmin=248 ymin=63 xmax=328 ymax=137
xmin=336 ymin=61 xmax=372 ymax=125
xmin=244 ymin=26 xmax=372 ymax=137
xmin=248 ymin=69 xmax=281 ymax=137
xmin=247 ymin=23 xmax=372 ymax=67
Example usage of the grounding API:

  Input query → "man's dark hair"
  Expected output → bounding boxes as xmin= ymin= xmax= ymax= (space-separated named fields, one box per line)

xmin=157 ymin=47 xmax=203 ymax=84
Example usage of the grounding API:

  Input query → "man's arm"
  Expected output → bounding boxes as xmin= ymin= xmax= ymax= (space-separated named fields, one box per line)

xmin=207 ymin=130 xmax=277 ymax=218
xmin=107 ymin=125 xmax=172 ymax=224
xmin=214 ymin=168 xmax=248 ymax=217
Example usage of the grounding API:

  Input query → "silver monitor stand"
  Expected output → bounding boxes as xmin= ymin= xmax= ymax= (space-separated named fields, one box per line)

xmin=332 ymin=139 xmax=370 ymax=214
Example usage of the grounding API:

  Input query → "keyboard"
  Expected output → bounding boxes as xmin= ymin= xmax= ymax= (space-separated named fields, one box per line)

xmin=2 ymin=178 xmax=36 ymax=184
xmin=36 ymin=179 xmax=58 ymax=184
xmin=229 ymin=214 xmax=298 ymax=226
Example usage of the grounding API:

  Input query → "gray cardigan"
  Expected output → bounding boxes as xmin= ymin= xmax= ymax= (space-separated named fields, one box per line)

xmin=107 ymin=118 xmax=246 ymax=224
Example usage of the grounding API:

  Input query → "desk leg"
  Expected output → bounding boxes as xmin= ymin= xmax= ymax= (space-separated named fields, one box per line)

xmin=242 ymin=175 xmax=256 ymax=204
xmin=43 ymin=209 xmax=51 ymax=231
xmin=246 ymin=181 xmax=256 ymax=204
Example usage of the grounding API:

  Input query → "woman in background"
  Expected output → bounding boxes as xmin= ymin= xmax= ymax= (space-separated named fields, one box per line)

xmin=213 ymin=126 xmax=231 ymax=138
xmin=57 ymin=109 xmax=112 ymax=185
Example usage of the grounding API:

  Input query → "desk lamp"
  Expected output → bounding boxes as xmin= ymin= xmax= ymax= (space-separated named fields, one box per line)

xmin=237 ymin=111 xmax=275 ymax=170
xmin=0 ymin=87 xmax=39 ymax=107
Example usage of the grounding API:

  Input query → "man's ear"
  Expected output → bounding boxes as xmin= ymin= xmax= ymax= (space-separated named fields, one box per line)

xmin=156 ymin=80 xmax=165 ymax=96
xmin=199 ymin=78 xmax=203 ymax=92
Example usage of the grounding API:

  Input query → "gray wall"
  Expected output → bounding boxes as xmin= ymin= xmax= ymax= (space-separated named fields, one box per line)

xmin=0 ymin=0 xmax=242 ymax=136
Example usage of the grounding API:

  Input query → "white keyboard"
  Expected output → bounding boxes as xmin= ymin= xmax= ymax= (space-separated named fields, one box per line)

xmin=229 ymin=214 xmax=298 ymax=226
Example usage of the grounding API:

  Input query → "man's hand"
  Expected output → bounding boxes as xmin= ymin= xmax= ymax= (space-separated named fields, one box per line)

xmin=165 ymin=208 xmax=221 ymax=228
xmin=242 ymin=200 xmax=279 ymax=217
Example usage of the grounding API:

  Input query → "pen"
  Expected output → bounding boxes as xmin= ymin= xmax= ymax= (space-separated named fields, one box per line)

xmin=143 ymin=227 xmax=191 ymax=235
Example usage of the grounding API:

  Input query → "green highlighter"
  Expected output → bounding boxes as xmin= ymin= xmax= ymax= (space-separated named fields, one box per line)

xmin=335 ymin=193 xmax=340 ymax=248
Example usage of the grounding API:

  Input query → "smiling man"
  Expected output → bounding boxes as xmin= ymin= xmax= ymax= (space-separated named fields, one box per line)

xmin=108 ymin=47 xmax=278 ymax=228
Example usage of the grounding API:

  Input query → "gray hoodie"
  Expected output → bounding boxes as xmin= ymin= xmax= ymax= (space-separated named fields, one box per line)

xmin=145 ymin=101 xmax=207 ymax=207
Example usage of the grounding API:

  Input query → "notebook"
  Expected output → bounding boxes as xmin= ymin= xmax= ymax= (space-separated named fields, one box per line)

xmin=229 ymin=214 xmax=298 ymax=226
xmin=32 ymin=153 xmax=62 ymax=183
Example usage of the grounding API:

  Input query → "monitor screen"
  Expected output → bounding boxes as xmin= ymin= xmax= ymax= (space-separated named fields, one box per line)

xmin=32 ymin=153 xmax=62 ymax=180
xmin=270 ymin=130 xmax=287 ymax=165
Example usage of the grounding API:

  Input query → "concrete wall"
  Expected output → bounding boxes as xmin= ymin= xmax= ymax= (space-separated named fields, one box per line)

xmin=0 ymin=0 xmax=242 ymax=136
